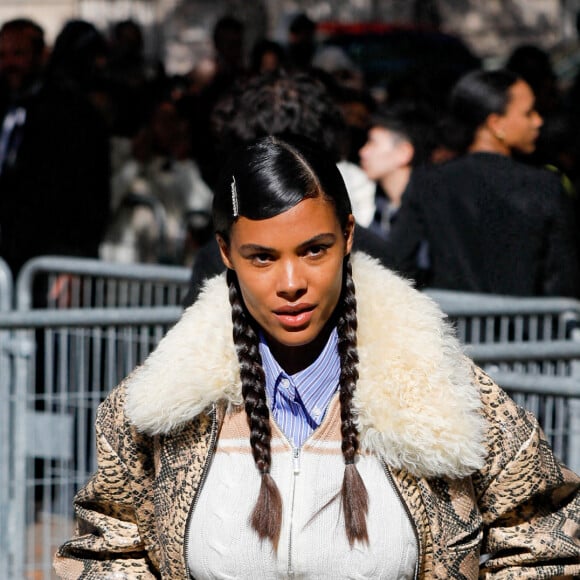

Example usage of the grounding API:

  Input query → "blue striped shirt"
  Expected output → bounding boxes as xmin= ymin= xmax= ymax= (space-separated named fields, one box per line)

xmin=259 ymin=329 xmax=340 ymax=448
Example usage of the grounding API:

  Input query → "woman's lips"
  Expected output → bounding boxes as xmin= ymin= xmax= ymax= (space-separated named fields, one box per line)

xmin=274 ymin=304 xmax=315 ymax=328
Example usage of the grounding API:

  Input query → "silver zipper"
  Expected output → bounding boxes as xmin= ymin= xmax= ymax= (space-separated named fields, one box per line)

xmin=266 ymin=411 xmax=302 ymax=579
xmin=287 ymin=446 xmax=300 ymax=578
xmin=381 ymin=459 xmax=421 ymax=580
xmin=183 ymin=404 xmax=219 ymax=577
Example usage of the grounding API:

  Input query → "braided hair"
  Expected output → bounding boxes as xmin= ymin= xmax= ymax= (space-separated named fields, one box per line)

xmin=227 ymin=268 xmax=283 ymax=548
xmin=337 ymin=257 xmax=369 ymax=545
xmin=215 ymin=136 xmax=368 ymax=548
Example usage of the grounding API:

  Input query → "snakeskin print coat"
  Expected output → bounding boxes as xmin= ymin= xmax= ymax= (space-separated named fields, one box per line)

xmin=54 ymin=253 xmax=580 ymax=579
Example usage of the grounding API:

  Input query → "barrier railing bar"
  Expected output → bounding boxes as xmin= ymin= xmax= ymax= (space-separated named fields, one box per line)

xmin=16 ymin=256 xmax=190 ymax=310
xmin=426 ymin=289 xmax=580 ymax=316
xmin=0 ymin=307 xmax=182 ymax=328
xmin=465 ymin=341 xmax=580 ymax=361
xmin=486 ymin=370 xmax=580 ymax=396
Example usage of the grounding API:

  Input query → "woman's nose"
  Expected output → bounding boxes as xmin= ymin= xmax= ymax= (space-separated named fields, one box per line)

xmin=276 ymin=260 xmax=307 ymax=299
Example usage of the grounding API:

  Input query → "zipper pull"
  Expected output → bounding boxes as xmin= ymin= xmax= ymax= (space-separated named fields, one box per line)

xmin=293 ymin=447 xmax=300 ymax=474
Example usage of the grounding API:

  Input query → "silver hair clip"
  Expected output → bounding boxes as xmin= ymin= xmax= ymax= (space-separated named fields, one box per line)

xmin=231 ymin=175 xmax=239 ymax=217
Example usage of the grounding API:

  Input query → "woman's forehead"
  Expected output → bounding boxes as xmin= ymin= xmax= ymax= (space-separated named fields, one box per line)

xmin=506 ymin=80 xmax=534 ymax=108
xmin=230 ymin=197 xmax=342 ymax=248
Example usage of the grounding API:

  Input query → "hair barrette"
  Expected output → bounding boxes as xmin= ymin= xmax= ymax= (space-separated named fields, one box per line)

xmin=231 ymin=175 xmax=239 ymax=217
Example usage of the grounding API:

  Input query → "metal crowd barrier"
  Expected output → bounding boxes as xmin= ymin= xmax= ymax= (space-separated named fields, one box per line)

xmin=425 ymin=290 xmax=580 ymax=344
xmin=0 ymin=258 xmax=13 ymax=580
xmin=426 ymin=289 xmax=580 ymax=473
xmin=1 ymin=256 xmax=190 ymax=580
xmin=17 ymin=255 xmax=191 ymax=310
xmin=2 ymin=259 xmax=580 ymax=579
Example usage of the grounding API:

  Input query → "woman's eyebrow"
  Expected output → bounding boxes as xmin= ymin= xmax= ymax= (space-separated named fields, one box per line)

xmin=239 ymin=233 xmax=337 ymax=254
xmin=239 ymin=243 xmax=277 ymax=254
xmin=297 ymin=233 xmax=337 ymax=250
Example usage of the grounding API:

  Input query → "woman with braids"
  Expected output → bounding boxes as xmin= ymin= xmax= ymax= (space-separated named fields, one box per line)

xmin=55 ymin=136 xmax=579 ymax=579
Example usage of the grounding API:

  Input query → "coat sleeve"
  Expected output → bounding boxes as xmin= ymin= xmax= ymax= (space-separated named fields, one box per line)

xmin=53 ymin=386 xmax=159 ymax=579
xmin=542 ymin=177 xmax=580 ymax=298
xmin=383 ymin=169 xmax=429 ymax=280
xmin=472 ymin=368 xmax=580 ymax=579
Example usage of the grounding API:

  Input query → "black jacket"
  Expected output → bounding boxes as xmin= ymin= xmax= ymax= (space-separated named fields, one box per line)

xmin=0 ymin=79 xmax=110 ymax=275
xmin=384 ymin=152 xmax=580 ymax=297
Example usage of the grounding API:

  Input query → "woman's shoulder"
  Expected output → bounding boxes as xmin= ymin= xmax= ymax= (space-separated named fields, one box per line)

xmin=471 ymin=365 xmax=571 ymax=472
xmin=98 ymin=380 xmax=130 ymax=421
xmin=407 ymin=154 xmax=484 ymax=189
xmin=470 ymin=364 xmax=580 ymax=501
xmin=468 ymin=152 xmax=561 ymax=184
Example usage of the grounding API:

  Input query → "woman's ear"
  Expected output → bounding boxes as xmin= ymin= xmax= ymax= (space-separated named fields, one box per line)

xmin=217 ymin=234 xmax=234 ymax=269
xmin=486 ymin=113 xmax=506 ymax=142
xmin=344 ymin=215 xmax=355 ymax=256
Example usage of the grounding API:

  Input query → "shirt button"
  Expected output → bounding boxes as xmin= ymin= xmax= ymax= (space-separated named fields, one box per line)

xmin=312 ymin=406 xmax=321 ymax=418
xmin=280 ymin=378 xmax=290 ymax=389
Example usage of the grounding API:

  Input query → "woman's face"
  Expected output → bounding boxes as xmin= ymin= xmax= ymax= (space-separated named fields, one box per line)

xmin=218 ymin=196 xmax=354 ymax=351
xmin=495 ymin=80 xmax=543 ymax=154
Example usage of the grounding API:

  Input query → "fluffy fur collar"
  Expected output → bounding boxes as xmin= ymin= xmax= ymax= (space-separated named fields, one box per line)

xmin=126 ymin=253 xmax=486 ymax=478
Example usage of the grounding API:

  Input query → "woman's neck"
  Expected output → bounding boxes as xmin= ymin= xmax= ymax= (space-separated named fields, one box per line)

xmin=468 ymin=127 xmax=511 ymax=157
xmin=265 ymin=321 xmax=335 ymax=375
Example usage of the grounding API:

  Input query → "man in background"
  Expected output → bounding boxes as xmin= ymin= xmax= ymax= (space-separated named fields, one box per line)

xmin=0 ymin=18 xmax=110 ymax=277
xmin=359 ymin=100 xmax=435 ymax=239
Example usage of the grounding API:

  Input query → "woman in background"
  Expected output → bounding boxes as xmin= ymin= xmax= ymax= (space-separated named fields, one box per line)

xmin=55 ymin=136 xmax=579 ymax=578
xmin=385 ymin=68 xmax=580 ymax=297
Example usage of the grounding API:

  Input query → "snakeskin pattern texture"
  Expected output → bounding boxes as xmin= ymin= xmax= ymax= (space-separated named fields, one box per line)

xmin=54 ymin=368 xmax=580 ymax=579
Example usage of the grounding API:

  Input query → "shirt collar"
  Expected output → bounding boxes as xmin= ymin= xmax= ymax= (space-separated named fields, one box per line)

xmin=259 ymin=328 xmax=340 ymax=427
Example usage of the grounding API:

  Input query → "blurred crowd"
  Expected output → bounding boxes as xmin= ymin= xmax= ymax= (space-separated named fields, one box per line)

xmin=1 ymin=12 xmax=580 ymax=299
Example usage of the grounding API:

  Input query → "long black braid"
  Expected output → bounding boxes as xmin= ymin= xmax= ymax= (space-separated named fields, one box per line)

xmin=336 ymin=257 xmax=369 ymax=545
xmin=227 ymin=270 xmax=283 ymax=550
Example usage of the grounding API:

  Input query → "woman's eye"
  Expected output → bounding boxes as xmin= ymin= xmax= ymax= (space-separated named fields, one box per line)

xmin=251 ymin=253 xmax=273 ymax=265
xmin=306 ymin=245 xmax=328 ymax=257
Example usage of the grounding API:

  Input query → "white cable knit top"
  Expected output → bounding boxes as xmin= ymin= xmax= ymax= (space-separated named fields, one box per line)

xmin=187 ymin=395 xmax=418 ymax=579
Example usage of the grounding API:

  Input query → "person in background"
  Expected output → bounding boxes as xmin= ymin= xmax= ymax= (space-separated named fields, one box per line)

xmin=505 ymin=43 xmax=580 ymax=233
xmin=107 ymin=19 xmax=167 ymax=138
xmin=177 ymin=15 xmax=248 ymax=188
xmin=385 ymin=68 xmax=580 ymax=297
xmin=0 ymin=18 xmax=110 ymax=277
xmin=505 ymin=44 xmax=561 ymax=120
xmin=211 ymin=15 xmax=246 ymax=86
xmin=359 ymin=101 xmax=436 ymax=286
xmin=359 ymin=100 xmax=436 ymax=239
xmin=45 ymin=19 xmax=119 ymax=136
xmin=311 ymin=45 xmax=365 ymax=92
xmin=249 ymin=38 xmax=287 ymax=76
xmin=100 ymin=99 xmax=213 ymax=266
xmin=286 ymin=12 xmax=317 ymax=72
xmin=54 ymin=136 xmax=580 ymax=579
xmin=1 ymin=19 xmax=112 ymax=509
xmin=45 ymin=19 xmax=108 ymax=100
xmin=328 ymin=84 xmax=376 ymax=167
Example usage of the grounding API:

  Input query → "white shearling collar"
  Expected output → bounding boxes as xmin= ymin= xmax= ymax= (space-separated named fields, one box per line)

xmin=125 ymin=253 xmax=486 ymax=478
